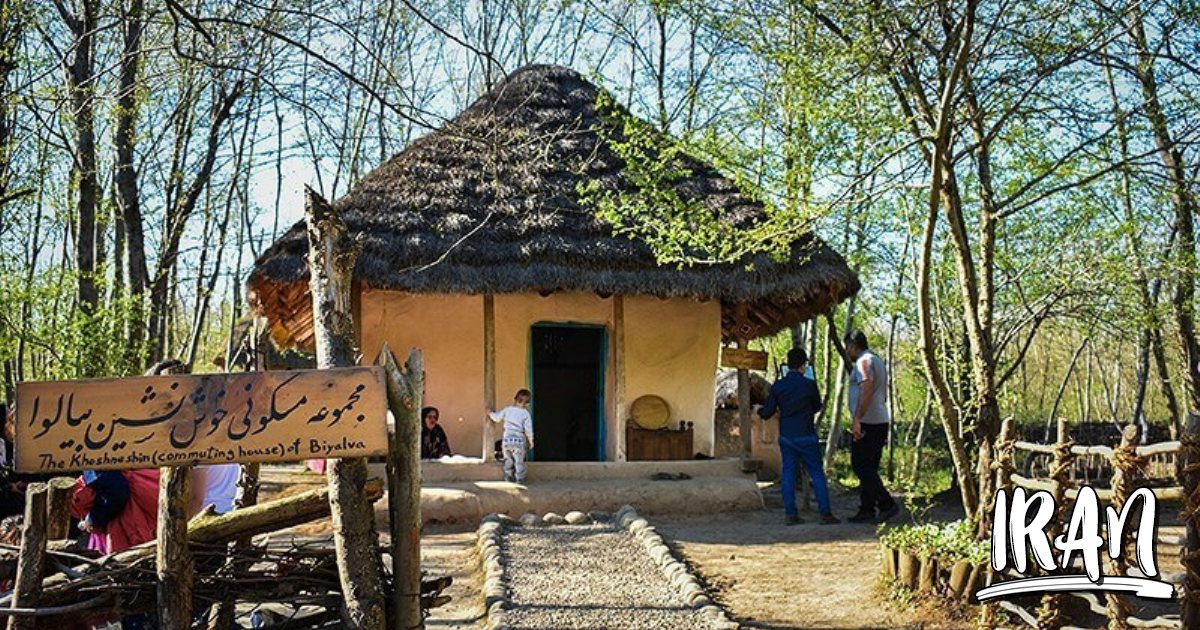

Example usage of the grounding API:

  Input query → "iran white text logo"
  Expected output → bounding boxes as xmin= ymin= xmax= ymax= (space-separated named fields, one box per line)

xmin=975 ymin=486 xmax=1174 ymax=601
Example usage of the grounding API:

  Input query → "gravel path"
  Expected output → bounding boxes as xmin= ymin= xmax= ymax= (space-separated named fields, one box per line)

xmin=502 ymin=522 xmax=718 ymax=629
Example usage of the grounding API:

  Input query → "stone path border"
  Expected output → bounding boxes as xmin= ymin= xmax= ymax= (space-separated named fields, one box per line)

xmin=474 ymin=505 xmax=739 ymax=630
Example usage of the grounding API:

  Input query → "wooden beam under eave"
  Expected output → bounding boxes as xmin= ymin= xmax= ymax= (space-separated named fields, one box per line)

xmin=613 ymin=295 xmax=627 ymax=462
xmin=735 ymin=303 xmax=753 ymax=461
xmin=482 ymin=294 xmax=496 ymax=462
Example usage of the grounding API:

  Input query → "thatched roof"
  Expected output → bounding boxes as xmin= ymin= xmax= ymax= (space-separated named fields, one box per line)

xmin=249 ymin=65 xmax=859 ymax=349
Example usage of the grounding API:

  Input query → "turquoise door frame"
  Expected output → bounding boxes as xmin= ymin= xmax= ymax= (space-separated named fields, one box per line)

xmin=528 ymin=322 xmax=608 ymax=462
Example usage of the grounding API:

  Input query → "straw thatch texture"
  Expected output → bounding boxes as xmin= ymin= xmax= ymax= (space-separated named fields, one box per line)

xmin=249 ymin=65 xmax=858 ymax=348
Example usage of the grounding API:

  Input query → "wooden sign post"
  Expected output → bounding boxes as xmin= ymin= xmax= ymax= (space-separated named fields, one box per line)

xmin=13 ymin=367 xmax=389 ymax=473
xmin=720 ymin=346 xmax=769 ymax=371
xmin=12 ymin=366 xmax=388 ymax=628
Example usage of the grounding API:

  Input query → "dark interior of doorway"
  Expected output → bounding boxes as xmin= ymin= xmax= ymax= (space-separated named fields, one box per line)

xmin=530 ymin=325 xmax=604 ymax=462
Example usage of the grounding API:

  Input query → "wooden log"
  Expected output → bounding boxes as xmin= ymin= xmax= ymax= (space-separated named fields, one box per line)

xmin=378 ymin=344 xmax=424 ymax=630
xmin=0 ymin=594 xmax=112 ymax=618
xmin=156 ymin=465 xmax=193 ymax=629
xmin=1013 ymin=439 xmax=1181 ymax=458
xmin=304 ymin=184 xmax=385 ymax=629
xmin=897 ymin=550 xmax=920 ymax=590
xmin=7 ymin=483 xmax=47 ymax=630
xmin=45 ymin=478 xmax=74 ymax=540
xmin=23 ymin=480 xmax=386 ymax=613
xmin=189 ymin=478 xmax=381 ymax=544
xmin=1182 ymin=413 xmax=1200 ymax=629
xmin=1008 ymin=474 xmax=1184 ymax=502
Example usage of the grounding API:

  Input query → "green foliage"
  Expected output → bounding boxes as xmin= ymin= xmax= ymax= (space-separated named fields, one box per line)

xmin=878 ymin=520 xmax=989 ymax=565
xmin=578 ymin=90 xmax=814 ymax=266
xmin=0 ymin=266 xmax=149 ymax=381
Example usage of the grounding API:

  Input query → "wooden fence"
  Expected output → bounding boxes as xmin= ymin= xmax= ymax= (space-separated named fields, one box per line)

xmin=988 ymin=419 xmax=1187 ymax=629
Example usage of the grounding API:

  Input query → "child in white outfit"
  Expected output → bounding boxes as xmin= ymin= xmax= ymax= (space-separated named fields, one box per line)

xmin=488 ymin=389 xmax=534 ymax=483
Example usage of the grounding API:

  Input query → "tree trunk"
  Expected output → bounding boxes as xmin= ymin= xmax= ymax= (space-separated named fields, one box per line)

xmin=304 ymin=185 xmax=385 ymax=629
xmin=0 ymin=0 xmax=23 ymax=217
xmin=738 ymin=357 xmax=752 ymax=459
xmin=1043 ymin=338 xmax=1089 ymax=441
xmin=1151 ymin=329 xmax=1183 ymax=438
xmin=113 ymin=0 xmax=147 ymax=358
xmin=1182 ymin=413 xmax=1200 ymax=628
xmin=910 ymin=399 xmax=931 ymax=480
xmin=1126 ymin=8 xmax=1200 ymax=413
xmin=824 ymin=300 xmax=855 ymax=468
xmin=917 ymin=156 xmax=978 ymax=519
xmin=885 ymin=231 xmax=910 ymax=482
xmin=146 ymin=81 xmax=242 ymax=361
xmin=64 ymin=0 xmax=99 ymax=316
xmin=378 ymin=344 xmax=424 ymax=630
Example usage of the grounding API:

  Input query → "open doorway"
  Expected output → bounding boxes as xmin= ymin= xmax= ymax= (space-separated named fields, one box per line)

xmin=530 ymin=324 xmax=605 ymax=461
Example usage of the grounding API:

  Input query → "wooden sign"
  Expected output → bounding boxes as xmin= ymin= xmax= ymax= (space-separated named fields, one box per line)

xmin=720 ymin=347 xmax=768 ymax=371
xmin=14 ymin=367 xmax=388 ymax=473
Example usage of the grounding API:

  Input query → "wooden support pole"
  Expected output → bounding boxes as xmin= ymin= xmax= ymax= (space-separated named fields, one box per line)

xmin=736 ymin=338 xmax=752 ymax=460
xmin=45 ymin=478 xmax=74 ymax=540
xmin=1181 ymin=412 xmax=1200 ymax=629
xmin=732 ymin=303 xmax=754 ymax=463
xmin=1104 ymin=424 xmax=1143 ymax=630
xmin=143 ymin=360 xmax=194 ymax=630
xmin=979 ymin=417 xmax=1016 ymax=630
xmin=482 ymin=294 xmax=496 ymax=462
xmin=305 ymin=185 xmax=385 ymax=629
xmin=1036 ymin=418 xmax=1074 ymax=630
xmin=156 ymin=465 xmax=192 ymax=629
xmin=613 ymin=295 xmax=627 ymax=462
xmin=379 ymin=344 xmax=424 ymax=630
xmin=7 ymin=483 xmax=46 ymax=630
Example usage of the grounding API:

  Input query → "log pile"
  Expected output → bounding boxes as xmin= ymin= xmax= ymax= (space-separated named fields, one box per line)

xmin=0 ymin=479 xmax=451 ymax=627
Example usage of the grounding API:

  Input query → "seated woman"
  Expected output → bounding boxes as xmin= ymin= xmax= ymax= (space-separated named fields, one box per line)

xmin=421 ymin=406 xmax=452 ymax=459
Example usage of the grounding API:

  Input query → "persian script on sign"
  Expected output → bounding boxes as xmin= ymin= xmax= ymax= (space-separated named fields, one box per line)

xmin=14 ymin=367 xmax=389 ymax=472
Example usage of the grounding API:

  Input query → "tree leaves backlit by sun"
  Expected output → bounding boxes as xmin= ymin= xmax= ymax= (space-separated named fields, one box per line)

xmin=578 ymin=90 xmax=817 ymax=269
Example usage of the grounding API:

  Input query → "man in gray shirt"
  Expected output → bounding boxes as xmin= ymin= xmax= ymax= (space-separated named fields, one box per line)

xmin=845 ymin=331 xmax=900 ymax=523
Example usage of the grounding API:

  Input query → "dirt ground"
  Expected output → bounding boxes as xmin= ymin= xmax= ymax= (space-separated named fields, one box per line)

xmin=654 ymin=489 xmax=970 ymax=630
xmin=266 ymin=469 xmax=1186 ymax=629
xmin=422 ymin=525 xmax=486 ymax=628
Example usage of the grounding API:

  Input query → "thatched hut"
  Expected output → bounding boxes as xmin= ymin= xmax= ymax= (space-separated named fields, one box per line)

xmin=248 ymin=65 xmax=858 ymax=462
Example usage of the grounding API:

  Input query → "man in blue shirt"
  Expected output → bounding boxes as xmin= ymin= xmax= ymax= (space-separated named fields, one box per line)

xmin=757 ymin=348 xmax=839 ymax=526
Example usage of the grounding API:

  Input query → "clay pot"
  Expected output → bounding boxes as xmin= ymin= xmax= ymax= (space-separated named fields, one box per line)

xmin=897 ymin=550 xmax=921 ymax=590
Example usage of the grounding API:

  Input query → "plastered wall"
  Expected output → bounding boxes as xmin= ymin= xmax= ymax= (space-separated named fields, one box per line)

xmin=358 ymin=291 xmax=487 ymax=455
xmin=358 ymin=290 xmax=721 ymax=460
xmin=623 ymin=295 xmax=721 ymax=455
